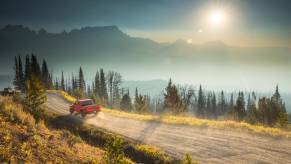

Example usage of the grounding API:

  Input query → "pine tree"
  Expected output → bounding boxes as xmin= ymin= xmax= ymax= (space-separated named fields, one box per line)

xmin=18 ymin=56 xmax=24 ymax=91
xmin=61 ymin=71 xmax=65 ymax=91
xmin=112 ymin=72 xmax=122 ymax=108
xmin=134 ymin=88 xmax=139 ymax=107
xmin=13 ymin=56 xmax=19 ymax=89
xmin=48 ymin=72 xmax=53 ymax=89
xmin=41 ymin=59 xmax=50 ymax=89
xmin=30 ymin=54 xmax=41 ymax=78
xmin=100 ymin=68 xmax=108 ymax=104
xmin=120 ymin=91 xmax=132 ymax=111
xmin=55 ymin=78 xmax=59 ymax=90
xmin=24 ymin=55 xmax=31 ymax=82
xmin=197 ymin=85 xmax=205 ymax=118
xmin=228 ymin=93 xmax=234 ymax=113
xmin=270 ymin=86 xmax=288 ymax=127
xmin=78 ymin=67 xmax=85 ymax=91
xmin=163 ymin=79 xmax=182 ymax=114
xmin=25 ymin=75 xmax=47 ymax=122
xmin=134 ymin=91 xmax=148 ymax=113
xmin=246 ymin=93 xmax=257 ymax=124
xmin=94 ymin=70 xmax=101 ymax=97
xmin=206 ymin=93 xmax=212 ymax=118
xmin=234 ymin=92 xmax=246 ymax=121
xmin=211 ymin=92 xmax=217 ymax=119
xmin=218 ymin=91 xmax=226 ymax=116
xmin=273 ymin=85 xmax=281 ymax=102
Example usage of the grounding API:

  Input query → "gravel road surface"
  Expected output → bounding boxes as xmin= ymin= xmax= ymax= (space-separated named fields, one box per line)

xmin=46 ymin=93 xmax=291 ymax=164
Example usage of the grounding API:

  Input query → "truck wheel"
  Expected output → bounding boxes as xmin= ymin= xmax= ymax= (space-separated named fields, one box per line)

xmin=81 ymin=110 xmax=86 ymax=117
xmin=94 ymin=111 xmax=98 ymax=115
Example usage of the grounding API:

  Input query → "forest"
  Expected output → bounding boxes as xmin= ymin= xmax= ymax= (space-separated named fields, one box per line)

xmin=13 ymin=54 xmax=289 ymax=128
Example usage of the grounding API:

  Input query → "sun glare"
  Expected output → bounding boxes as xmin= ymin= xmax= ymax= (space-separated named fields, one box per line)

xmin=209 ymin=10 xmax=225 ymax=27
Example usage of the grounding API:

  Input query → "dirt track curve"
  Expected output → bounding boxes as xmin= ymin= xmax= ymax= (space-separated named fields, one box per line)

xmin=46 ymin=93 xmax=291 ymax=164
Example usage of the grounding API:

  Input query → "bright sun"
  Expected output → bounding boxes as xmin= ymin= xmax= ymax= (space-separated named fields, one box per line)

xmin=209 ymin=10 xmax=225 ymax=26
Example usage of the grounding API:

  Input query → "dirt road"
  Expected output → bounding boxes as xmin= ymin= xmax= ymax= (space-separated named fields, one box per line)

xmin=46 ymin=93 xmax=291 ymax=164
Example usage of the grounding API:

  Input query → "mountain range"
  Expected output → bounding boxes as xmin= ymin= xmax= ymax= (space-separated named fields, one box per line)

xmin=0 ymin=25 xmax=290 ymax=93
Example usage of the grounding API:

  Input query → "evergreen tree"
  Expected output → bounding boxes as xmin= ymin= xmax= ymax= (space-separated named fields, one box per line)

xmin=61 ymin=71 xmax=65 ymax=91
xmin=234 ymin=92 xmax=246 ymax=121
xmin=94 ymin=70 xmax=101 ymax=97
xmin=257 ymin=86 xmax=289 ymax=127
xmin=13 ymin=56 xmax=19 ymax=89
xmin=24 ymin=55 xmax=31 ymax=82
xmin=197 ymin=85 xmax=206 ymax=118
xmin=228 ymin=93 xmax=234 ymax=112
xmin=30 ymin=54 xmax=41 ymax=78
xmin=25 ymin=75 xmax=47 ymax=122
xmin=211 ymin=92 xmax=217 ymax=119
xmin=107 ymin=71 xmax=114 ymax=108
xmin=136 ymin=96 xmax=143 ymax=113
xmin=206 ymin=93 xmax=212 ymax=118
xmin=163 ymin=79 xmax=182 ymax=114
xmin=135 ymin=88 xmax=138 ymax=104
xmin=55 ymin=78 xmax=59 ymax=90
xmin=112 ymin=72 xmax=122 ymax=108
xmin=218 ymin=91 xmax=226 ymax=116
xmin=100 ymin=68 xmax=108 ymax=104
xmin=246 ymin=93 xmax=257 ymax=124
xmin=41 ymin=59 xmax=50 ymax=89
xmin=78 ymin=67 xmax=85 ymax=91
xmin=273 ymin=85 xmax=281 ymax=102
xmin=120 ymin=91 xmax=132 ymax=111
xmin=48 ymin=72 xmax=53 ymax=89
xmin=134 ymin=93 xmax=148 ymax=113
xmin=18 ymin=56 xmax=24 ymax=91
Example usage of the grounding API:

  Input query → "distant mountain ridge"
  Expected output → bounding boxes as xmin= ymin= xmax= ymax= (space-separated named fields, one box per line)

xmin=0 ymin=24 xmax=290 ymax=94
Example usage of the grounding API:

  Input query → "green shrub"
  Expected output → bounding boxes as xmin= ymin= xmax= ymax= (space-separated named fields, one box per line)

xmin=181 ymin=153 xmax=198 ymax=164
xmin=103 ymin=136 xmax=126 ymax=164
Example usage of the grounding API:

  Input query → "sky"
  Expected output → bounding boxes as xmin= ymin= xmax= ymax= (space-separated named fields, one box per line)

xmin=1 ymin=0 xmax=291 ymax=47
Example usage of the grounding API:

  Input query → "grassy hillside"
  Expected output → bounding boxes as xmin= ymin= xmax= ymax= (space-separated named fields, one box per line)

xmin=0 ymin=94 xmax=186 ymax=163
xmin=49 ymin=90 xmax=291 ymax=139
xmin=0 ymin=96 xmax=106 ymax=163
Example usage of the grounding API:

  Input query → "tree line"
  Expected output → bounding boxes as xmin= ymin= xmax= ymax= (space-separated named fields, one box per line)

xmin=13 ymin=55 xmax=49 ymax=121
xmin=13 ymin=55 xmax=289 ymax=127
xmin=162 ymin=79 xmax=288 ymax=127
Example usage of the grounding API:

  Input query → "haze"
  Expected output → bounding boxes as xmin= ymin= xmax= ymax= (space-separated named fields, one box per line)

xmin=0 ymin=0 xmax=290 ymax=93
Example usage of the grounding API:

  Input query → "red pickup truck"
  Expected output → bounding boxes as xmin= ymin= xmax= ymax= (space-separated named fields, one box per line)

xmin=70 ymin=99 xmax=101 ymax=117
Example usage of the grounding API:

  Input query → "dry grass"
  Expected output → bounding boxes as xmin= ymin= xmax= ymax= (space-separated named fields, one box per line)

xmin=0 ymin=96 xmax=105 ymax=163
xmin=134 ymin=144 xmax=171 ymax=163
xmin=102 ymin=108 xmax=291 ymax=138
xmin=47 ymin=90 xmax=76 ymax=103
xmin=51 ymin=90 xmax=291 ymax=139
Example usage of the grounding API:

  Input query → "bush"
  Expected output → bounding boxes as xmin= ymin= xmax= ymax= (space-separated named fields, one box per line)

xmin=134 ymin=144 xmax=171 ymax=163
xmin=181 ymin=153 xmax=198 ymax=164
xmin=104 ymin=137 xmax=132 ymax=164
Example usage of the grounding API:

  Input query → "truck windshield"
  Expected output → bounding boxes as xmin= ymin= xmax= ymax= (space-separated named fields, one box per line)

xmin=81 ymin=100 xmax=93 ymax=106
